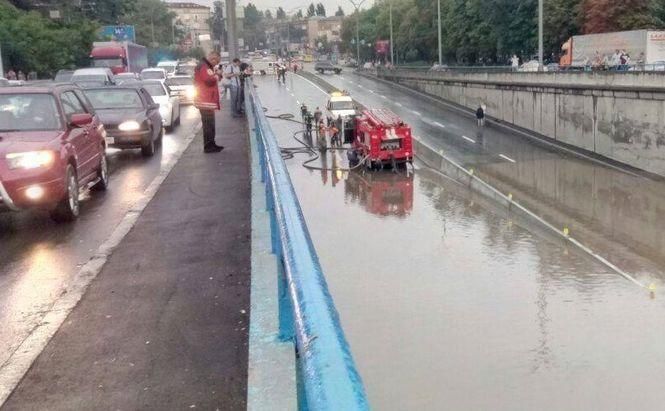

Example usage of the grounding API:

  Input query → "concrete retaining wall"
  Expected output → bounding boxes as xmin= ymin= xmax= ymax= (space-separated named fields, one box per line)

xmin=378 ymin=69 xmax=665 ymax=177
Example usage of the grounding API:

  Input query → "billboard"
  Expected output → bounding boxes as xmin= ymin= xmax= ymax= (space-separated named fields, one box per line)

xmin=375 ymin=40 xmax=390 ymax=55
xmin=99 ymin=25 xmax=136 ymax=42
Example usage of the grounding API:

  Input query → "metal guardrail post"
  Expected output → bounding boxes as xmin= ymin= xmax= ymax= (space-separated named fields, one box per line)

xmin=245 ymin=80 xmax=370 ymax=410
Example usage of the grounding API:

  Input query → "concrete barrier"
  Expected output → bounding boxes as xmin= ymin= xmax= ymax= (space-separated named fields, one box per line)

xmin=379 ymin=68 xmax=665 ymax=177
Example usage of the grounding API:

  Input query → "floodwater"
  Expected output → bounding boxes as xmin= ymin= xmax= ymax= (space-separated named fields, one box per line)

xmin=256 ymin=76 xmax=665 ymax=410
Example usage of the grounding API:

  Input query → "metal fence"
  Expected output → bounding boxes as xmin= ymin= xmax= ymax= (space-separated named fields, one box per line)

xmin=371 ymin=64 xmax=665 ymax=74
xmin=246 ymin=80 xmax=370 ymax=411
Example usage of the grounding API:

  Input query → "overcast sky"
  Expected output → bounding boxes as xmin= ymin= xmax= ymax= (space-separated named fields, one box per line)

xmin=189 ymin=0 xmax=358 ymax=16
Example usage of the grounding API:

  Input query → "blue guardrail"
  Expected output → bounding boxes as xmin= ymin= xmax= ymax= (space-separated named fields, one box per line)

xmin=246 ymin=80 xmax=370 ymax=411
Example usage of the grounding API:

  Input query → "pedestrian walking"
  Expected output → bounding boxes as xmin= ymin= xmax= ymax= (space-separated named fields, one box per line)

xmin=511 ymin=54 xmax=520 ymax=71
xmin=17 ymin=71 xmax=26 ymax=81
xmin=476 ymin=104 xmax=485 ymax=127
xmin=6 ymin=69 xmax=16 ymax=80
xmin=277 ymin=63 xmax=287 ymax=84
xmin=224 ymin=58 xmax=243 ymax=118
xmin=194 ymin=51 xmax=224 ymax=153
xmin=314 ymin=107 xmax=322 ymax=125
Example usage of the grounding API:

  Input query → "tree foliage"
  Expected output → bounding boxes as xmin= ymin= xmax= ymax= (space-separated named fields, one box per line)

xmin=276 ymin=7 xmax=286 ymax=19
xmin=341 ymin=0 xmax=664 ymax=65
xmin=335 ymin=6 xmax=345 ymax=17
xmin=316 ymin=3 xmax=327 ymax=17
xmin=307 ymin=3 xmax=316 ymax=17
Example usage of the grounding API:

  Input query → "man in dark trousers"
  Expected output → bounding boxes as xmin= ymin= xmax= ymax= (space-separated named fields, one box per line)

xmin=194 ymin=51 xmax=224 ymax=153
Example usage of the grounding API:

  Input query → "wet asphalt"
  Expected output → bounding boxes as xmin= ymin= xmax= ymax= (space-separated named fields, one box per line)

xmin=254 ymin=72 xmax=665 ymax=410
xmin=0 ymin=107 xmax=200 ymax=374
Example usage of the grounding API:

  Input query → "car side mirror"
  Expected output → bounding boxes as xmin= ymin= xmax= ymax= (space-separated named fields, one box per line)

xmin=70 ymin=113 xmax=93 ymax=127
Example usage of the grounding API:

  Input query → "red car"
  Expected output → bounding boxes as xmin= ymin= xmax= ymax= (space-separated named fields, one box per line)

xmin=0 ymin=84 xmax=109 ymax=221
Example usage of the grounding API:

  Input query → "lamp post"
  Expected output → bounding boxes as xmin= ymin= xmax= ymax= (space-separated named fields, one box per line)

xmin=538 ymin=0 xmax=543 ymax=70
xmin=389 ymin=0 xmax=394 ymax=65
xmin=437 ymin=0 xmax=442 ymax=66
xmin=347 ymin=0 xmax=367 ymax=65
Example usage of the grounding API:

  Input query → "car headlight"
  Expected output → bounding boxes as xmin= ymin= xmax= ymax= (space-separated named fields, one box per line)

xmin=186 ymin=88 xmax=197 ymax=98
xmin=118 ymin=120 xmax=141 ymax=131
xmin=6 ymin=151 xmax=55 ymax=170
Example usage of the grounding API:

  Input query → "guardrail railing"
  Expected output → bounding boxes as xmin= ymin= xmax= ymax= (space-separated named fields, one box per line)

xmin=246 ymin=80 xmax=369 ymax=411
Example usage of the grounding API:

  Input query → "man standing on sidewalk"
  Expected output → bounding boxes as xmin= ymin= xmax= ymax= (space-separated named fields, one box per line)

xmin=194 ymin=51 xmax=225 ymax=153
xmin=224 ymin=58 xmax=243 ymax=118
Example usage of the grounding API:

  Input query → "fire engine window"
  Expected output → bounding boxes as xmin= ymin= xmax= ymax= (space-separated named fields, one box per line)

xmin=330 ymin=100 xmax=354 ymax=111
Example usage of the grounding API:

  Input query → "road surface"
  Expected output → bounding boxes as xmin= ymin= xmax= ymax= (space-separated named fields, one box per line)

xmin=254 ymin=72 xmax=665 ymax=410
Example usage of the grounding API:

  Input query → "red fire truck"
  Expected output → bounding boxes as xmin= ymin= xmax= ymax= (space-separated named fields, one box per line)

xmin=352 ymin=108 xmax=414 ymax=169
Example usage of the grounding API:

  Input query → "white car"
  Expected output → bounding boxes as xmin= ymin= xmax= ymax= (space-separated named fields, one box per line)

xmin=71 ymin=67 xmax=115 ymax=86
xmin=140 ymin=68 xmax=167 ymax=82
xmin=141 ymin=80 xmax=180 ymax=131
xmin=165 ymin=75 xmax=196 ymax=104
xmin=326 ymin=91 xmax=357 ymax=119
xmin=157 ymin=61 xmax=178 ymax=78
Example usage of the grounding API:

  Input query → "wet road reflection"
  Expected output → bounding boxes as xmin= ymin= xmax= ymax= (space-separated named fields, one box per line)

xmin=315 ymin=71 xmax=665 ymax=282
xmin=0 ymin=106 xmax=200 ymax=368
xmin=257 ymin=76 xmax=665 ymax=410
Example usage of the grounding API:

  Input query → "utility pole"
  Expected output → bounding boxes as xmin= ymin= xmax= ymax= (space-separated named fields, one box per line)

xmin=0 ymin=44 xmax=4 ymax=78
xmin=347 ymin=0 xmax=366 ymax=65
xmin=226 ymin=0 xmax=238 ymax=58
xmin=389 ymin=1 xmax=394 ymax=65
xmin=538 ymin=0 xmax=543 ymax=70
xmin=437 ymin=0 xmax=442 ymax=66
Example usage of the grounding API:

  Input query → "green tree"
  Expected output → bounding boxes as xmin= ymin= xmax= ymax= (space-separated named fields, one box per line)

xmin=265 ymin=10 xmax=273 ymax=19
xmin=316 ymin=3 xmax=326 ymax=16
xmin=244 ymin=3 xmax=266 ymax=50
xmin=335 ymin=6 xmax=345 ymax=16
xmin=0 ymin=1 xmax=99 ymax=76
xmin=210 ymin=1 xmax=224 ymax=47
xmin=307 ymin=3 xmax=316 ymax=17
xmin=276 ymin=6 xmax=286 ymax=19
xmin=121 ymin=0 xmax=176 ymax=47
xmin=582 ymin=0 xmax=655 ymax=33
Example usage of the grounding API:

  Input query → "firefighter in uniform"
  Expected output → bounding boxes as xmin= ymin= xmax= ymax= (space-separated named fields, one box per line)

xmin=194 ymin=51 xmax=224 ymax=153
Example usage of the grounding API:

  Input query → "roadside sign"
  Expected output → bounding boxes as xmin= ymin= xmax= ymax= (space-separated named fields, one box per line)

xmin=99 ymin=25 xmax=136 ymax=42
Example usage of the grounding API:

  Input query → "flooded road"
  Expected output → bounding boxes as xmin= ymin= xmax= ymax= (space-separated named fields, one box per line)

xmin=255 ymin=75 xmax=665 ymax=410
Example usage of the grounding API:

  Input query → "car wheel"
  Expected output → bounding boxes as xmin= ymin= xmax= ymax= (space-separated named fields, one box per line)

xmin=175 ymin=108 xmax=181 ymax=126
xmin=141 ymin=129 xmax=156 ymax=157
xmin=91 ymin=152 xmax=109 ymax=191
xmin=50 ymin=165 xmax=80 ymax=222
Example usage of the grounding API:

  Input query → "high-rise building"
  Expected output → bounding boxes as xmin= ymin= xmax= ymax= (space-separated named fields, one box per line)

xmin=165 ymin=1 xmax=213 ymax=52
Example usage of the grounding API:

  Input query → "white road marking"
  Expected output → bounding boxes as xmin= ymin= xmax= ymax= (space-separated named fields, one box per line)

xmin=357 ymin=84 xmax=364 ymax=89
xmin=380 ymin=95 xmax=388 ymax=99
xmin=433 ymin=121 xmax=446 ymax=128
xmin=339 ymin=76 xmax=346 ymax=80
xmin=296 ymin=100 xmax=301 ymax=105
xmin=0 ymin=122 xmax=201 ymax=406
xmin=499 ymin=154 xmax=517 ymax=163
xmin=394 ymin=102 xmax=403 ymax=107
xmin=412 ymin=110 xmax=422 ymax=116
xmin=290 ymin=93 xmax=295 ymax=97
xmin=462 ymin=135 xmax=476 ymax=144
xmin=369 ymin=90 xmax=375 ymax=94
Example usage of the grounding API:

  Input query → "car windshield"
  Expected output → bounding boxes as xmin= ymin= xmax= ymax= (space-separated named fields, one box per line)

xmin=93 ymin=58 xmax=123 ymax=68
xmin=84 ymin=89 xmax=143 ymax=110
xmin=55 ymin=71 xmax=74 ymax=82
xmin=142 ymin=71 xmax=165 ymax=80
xmin=331 ymin=100 xmax=354 ymax=111
xmin=166 ymin=77 xmax=193 ymax=86
xmin=0 ymin=93 xmax=62 ymax=131
xmin=158 ymin=64 xmax=176 ymax=74
xmin=142 ymin=83 xmax=166 ymax=96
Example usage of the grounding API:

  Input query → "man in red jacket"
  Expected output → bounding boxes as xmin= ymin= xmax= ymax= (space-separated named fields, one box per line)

xmin=194 ymin=51 xmax=224 ymax=153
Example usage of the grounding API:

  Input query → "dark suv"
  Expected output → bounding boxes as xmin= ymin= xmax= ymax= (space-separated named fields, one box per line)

xmin=314 ymin=60 xmax=342 ymax=74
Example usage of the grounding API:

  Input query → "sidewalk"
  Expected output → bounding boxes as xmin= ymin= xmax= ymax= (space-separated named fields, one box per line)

xmin=2 ymin=107 xmax=251 ymax=410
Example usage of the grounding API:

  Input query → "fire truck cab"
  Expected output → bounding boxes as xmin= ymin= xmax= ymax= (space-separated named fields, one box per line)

xmin=352 ymin=108 xmax=414 ymax=168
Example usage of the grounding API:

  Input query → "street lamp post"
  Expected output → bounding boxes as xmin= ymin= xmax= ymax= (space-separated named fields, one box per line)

xmin=347 ymin=0 xmax=367 ymax=65
xmin=538 ymin=0 xmax=544 ymax=70
xmin=389 ymin=1 xmax=394 ymax=65
xmin=437 ymin=0 xmax=442 ymax=66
